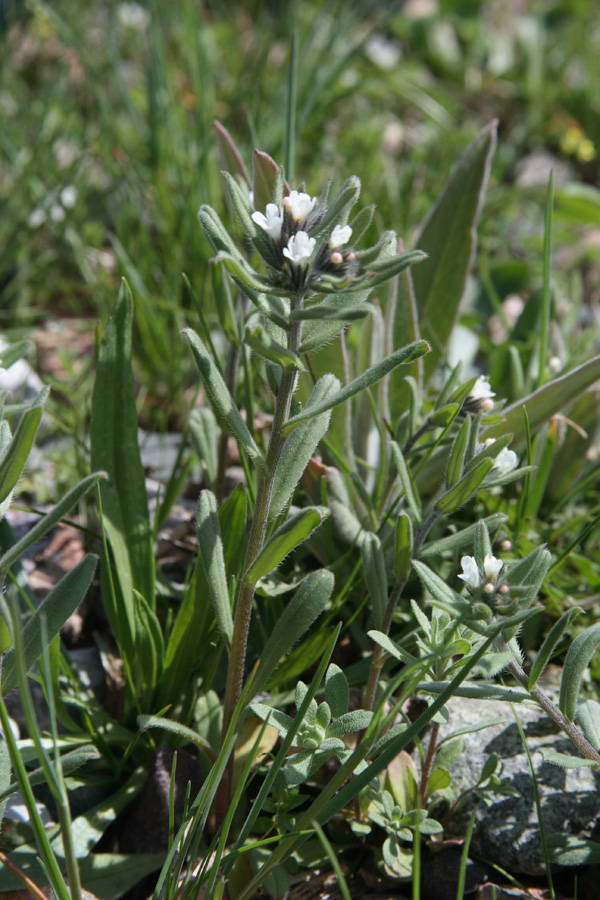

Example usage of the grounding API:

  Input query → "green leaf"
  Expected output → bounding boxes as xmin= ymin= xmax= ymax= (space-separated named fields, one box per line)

xmin=184 ymin=328 xmax=267 ymax=473
xmin=554 ymin=182 xmax=600 ymax=225
xmin=91 ymin=281 xmax=155 ymax=645
xmin=577 ymin=699 xmax=600 ymax=752
xmin=394 ymin=512 xmax=413 ymax=581
xmin=0 ymin=388 xmax=48 ymax=505
xmin=137 ymin=714 xmax=213 ymax=755
xmin=547 ymin=834 xmax=600 ymax=867
xmin=245 ymin=325 xmax=304 ymax=372
xmin=387 ymin=242 xmax=423 ymax=421
xmin=367 ymin=630 xmax=418 ymax=666
xmin=281 ymin=340 xmax=430 ymax=435
xmin=0 ymin=472 xmax=106 ymax=573
xmin=270 ymin=375 xmax=340 ymax=520
xmin=419 ymin=514 xmax=507 ymax=558
xmin=251 ymin=570 xmax=334 ymax=698
xmin=252 ymin=149 xmax=282 ymax=211
xmin=484 ymin=356 xmax=600 ymax=448
xmin=327 ymin=710 xmax=374 ymax=737
xmin=245 ymin=507 xmax=329 ymax=587
xmin=361 ymin=533 xmax=388 ymax=629
xmin=412 ymin=559 xmax=464 ymax=609
xmin=0 ymin=340 xmax=30 ymax=371
xmin=214 ymin=120 xmax=251 ymax=186
xmin=419 ymin=681 xmax=531 ymax=702
xmin=1 ymin=554 xmax=98 ymax=696
xmin=250 ymin=704 xmax=295 ymax=738
xmin=559 ymin=623 xmax=600 ymax=722
xmin=79 ymin=852 xmax=165 ymax=900
xmin=528 ymin=608 xmax=582 ymax=690
xmin=537 ymin=749 xmax=600 ymax=770
xmin=189 ymin=407 xmax=220 ymax=488
xmin=290 ymin=303 xmax=376 ymax=322
xmin=446 ymin=415 xmax=471 ymax=489
xmin=325 ymin=664 xmax=349 ymax=720
xmin=413 ymin=121 xmax=497 ymax=381
xmin=0 ymin=745 xmax=99 ymax=804
xmin=133 ymin=589 xmax=164 ymax=694
xmin=196 ymin=490 xmax=233 ymax=649
xmin=434 ymin=457 xmax=494 ymax=514
xmin=390 ymin=442 xmax=422 ymax=523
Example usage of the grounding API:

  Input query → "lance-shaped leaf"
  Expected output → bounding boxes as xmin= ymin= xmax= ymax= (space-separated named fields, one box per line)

xmin=0 ymin=471 xmax=106 ymax=573
xmin=446 ymin=415 xmax=471 ymax=489
xmin=214 ymin=120 xmax=251 ymax=186
xmin=419 ymin=513 xmax=507 ymax=557
xmin=282 ymin=340 xmax=430 ymax=435
xmin=325 ymin=665 xmax=349 ymax=719
xmin=251 ymin=570 xmax=334 ymax=698
xmin=270 ymin=375 xmax=340 ymax=520
xmin=484 ymin=355 xmax=600 ymax=449
xmin=361 ymin=533 xmax=388 ymax=629
xmin=138 ymin=714 xmax=214 ymax=756
xmin=412 ymin=559 xmax=465 ymax=610
xmin=289 ymin=303 xmax=376 ymax=322
xmin=189 ymin=407 xmax=219 ymax=489
xmin=578 ymin=700 xmax=600 ymax=751
xmin=245 ymin=325 xmax=304 ymax=372
xmin=327 ymin=710 xmax=374 ymax=737
xmin=559 ymin=623 xmax=600 ymax=723
xmin=0 ymin=340 xmax=30 ymax=371
xmin=310 ymin=176 xmax=361 ymax=236
xmin=390 ymin=442 xmax=422 ymax=523
xmin=361 ymin=249 xmax=428 ymax=290
xmin=368 ymin=630 xmax=418 ymax=666
xmin=253 ymin=150 xmax=286 ymax=211
xmin=184 ymin=328 xmax=267 ymax=474
xmin=1 ymin=554 xmax=98 ymax=696
xmin=418 ymin=681 xmax=531 ymax=702
xmin=0 ymin=387 xmax=48 ymax=506
xmin=537 ymin=749 xmax=600 ymax=770
xmin=196 ymin=490 xmax=233 ymax=650
xmin=223 ymin=172 xmax=281 ymax=268
xmin=434 ymin=457 xmax=494 ymax=514
xmin=244 ymin=507 xmax=329 ymax=587
xmin=394 ymin=512 xmax=413 ymax=581
xmin=198 ymin=204 xmax=243 ymax=257
xmin=528 ymin=607 xmax=582 ymax=690
xmin=0 ymin=745 xmax=99 ymax=804
xmin=412 ymin=121 xmax=497 ymax=381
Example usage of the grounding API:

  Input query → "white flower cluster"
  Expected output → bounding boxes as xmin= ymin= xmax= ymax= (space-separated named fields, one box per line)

xmin=28 ymin=185 xmax=77 ymax=229
xmin=458 ymin=554 xmax=503 ymax=590
xmin=251 ymin=191 xmax=353 ymax=270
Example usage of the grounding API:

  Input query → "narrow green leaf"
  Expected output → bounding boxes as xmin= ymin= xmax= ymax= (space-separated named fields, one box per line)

xmin=289 ymin=303 xmax=376 ymax=321
xmin=189 ymin=407 xmax=220 ymax=488
xmin=197 ymin=490 xmax=233 ymax=649
xmin=252 ymin=150 xmax=282 ymax=211
xmin=419 ymin=681 xmax=531 ymax=702
xmin=547 ymin=834 xmax=600 ymax=867
xmin=245 ymin=507 xmax=329 ymax=587
xmin=387 ymin=240 xmax=422 ymax=421
xmin=484 ymin=355 xmax=600 ymax=448
xmin=270 ymin=375 xmax=340 ymax=520
xmin=327 ymin=710 xmax=374 ymax=737
xmin=537 ymin=749 xmax=600 ymax=770
xmin=2 ymin=554 xmax=98 ymax=696
xmin=0 ymin=745 xmax=99 ymax=804
xmin=0 ymin=389 xmax=48 ymax=504
xmin=214 ymin=120 xmax=251 ymax=186
xmin=394 ymin=512 xmax=413 ymax=581
xmin=577 ymin=699 xmax=600 ymax=752
xmin=389 ymin=441 xmax=422 ymax=523
xmin=367 ymin=630 xmax=421 ymax=666
xmin=413 ymin=121 xmax=497 ymax=380
xmin=528 ymin=607 xmax=582 ymax=690
xmin=90 ymin=281 xmax=155 ymax=624
xmin=412 ymin=559 xmax=464 ymax=608
xmin=325 ymin=665 xmax=349 ymax=720
xmin=310 ymin=176 xmax=361 ymax=237
xmin=361 ymin=533 xmax=388 ymax=629
xmin=559 ymin=623 xmax=600 ymax=722
xmin=79 ymin=853 xmax=165 ymax=900
xmin=251 ymin=570 xmax=334 ymax=698
xmin=419 ymin=513 xmax=507 ymax=557
xmin=446 ymin=415 xmax=471 ymax=488
xmin=0 ymin=340 xmax=30 ymax=371
xmin=434 ymin=457 xmax=494 ymax=514
xmin=0 ymin=471 xmax=106 ymax=573
xmin=184 ymin=328 xmax=267 ymax=473
xmin=282 ymin=341 xmax=430 ymax=435
xmin=245 ymin=325 xmax=304 ymax=372
xmin=137 ymin=714 xmax=213 ymax=755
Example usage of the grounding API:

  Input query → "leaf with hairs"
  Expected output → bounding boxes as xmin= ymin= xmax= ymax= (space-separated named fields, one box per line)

xmin=559 ymin=623 xmax=600 ymax=722
xmin=245 ymin=507 xmax=329 ymax=587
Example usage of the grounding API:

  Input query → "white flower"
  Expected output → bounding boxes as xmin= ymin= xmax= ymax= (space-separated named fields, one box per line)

xmin=469 ymin=375 xmax=495 ymax=402
xmin=50 ymin=204 xmax=66 ymax=223
xmin=283 ymin=190 xmax=317 ymax=222
xmin=458 ymin=556 xmax=480 ymax=589
xmin=27 ymin=207 xmax=46 ymax=229
xmin=283 ymin=231 xmax=316 ymax=267
xmin=493 ymin=447 xmax=518 ymax=474
xmin=329 ymin=225 xmax=352 ymax=249
xmin=483 ymin=554 xmax=503 ymax=582
xmin=117 ymin=3 xmax=151 ymax=29
xmin=251 ymin=203 xmax=283 ymax=240
xmin=60 ymin=185 xmax=77 ymax=209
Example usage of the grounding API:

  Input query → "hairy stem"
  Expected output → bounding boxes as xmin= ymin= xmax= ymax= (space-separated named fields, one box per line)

xmin=215 ymin=343 xmax=241 ymax=504
xmin=217 ymin=311 xmax=303 ymax=820
xmin=419 ymin=721 xmax=441 ymax=803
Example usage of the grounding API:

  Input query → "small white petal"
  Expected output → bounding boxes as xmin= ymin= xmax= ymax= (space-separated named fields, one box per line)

xmin=458 ymin=556 xmax=480 ymax=589
xmin=469 ymin=375 xmax=495 ymax=401
xmin=27 ymin=207 xmax=46 ymax=228
xmin=330 ymin=225 xmax=352 ymax=249
xmin=282 ymin=231 xmax=316 ymax=266
xmin=50 ymin=204 xmax=66 ymax=222
xmin=251 ymin=203 xmax=283 ymax=240
xmin=493 ymin=447 xmax=518 ymax=474
xmin=284 ymin=190 xmax=317 ymax=222
xmin=483 ymin=554 xmax=503 ymax=581
xmin=60 ymin=185 xmax=77 ymax=208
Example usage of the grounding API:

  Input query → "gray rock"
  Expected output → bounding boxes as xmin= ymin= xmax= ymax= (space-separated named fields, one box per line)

xmin=439 ymin=696 xmax=600 ymax=876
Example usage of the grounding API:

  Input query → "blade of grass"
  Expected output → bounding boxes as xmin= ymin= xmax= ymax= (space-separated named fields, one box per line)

xmin=537 ymin=171 xmax=554 ymax=390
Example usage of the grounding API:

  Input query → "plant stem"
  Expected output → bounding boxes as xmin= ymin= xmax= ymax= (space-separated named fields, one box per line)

xmin=419 ymin=721 xmax=440 ymax=804
xmin=217 ymin=312 xmax=303 ymax=819
xmin=505 ymin=651 xmax=600 ymax=763
xmin=215 ymin=343 xmax=241 ymax=503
